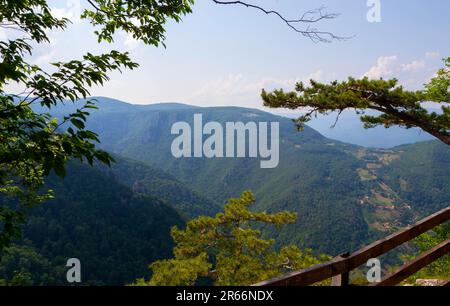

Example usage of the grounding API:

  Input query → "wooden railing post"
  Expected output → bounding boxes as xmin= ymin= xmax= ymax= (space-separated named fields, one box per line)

xmin=331 ymin=252 xmax=350 ymax=286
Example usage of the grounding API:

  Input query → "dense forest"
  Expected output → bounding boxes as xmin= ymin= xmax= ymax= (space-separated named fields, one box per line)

xmin=1 ymin=162 xmax=185 ymax=285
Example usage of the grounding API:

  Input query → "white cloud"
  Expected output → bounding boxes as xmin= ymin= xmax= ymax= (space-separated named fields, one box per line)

xmin=27 ymin=0 xmax=83 ymax=66
xmin=363 ymin=55 xmax=398 ymax=79
xmin=305 ymin=70 xmax=324 ymax=81
xmin=186 ymin=70 xmax=327 ymax=108
xmin=118 ymin=17 xmax=142 ymax=51
xmin=189 ymin=74 xmax=260 ymax=104
xmin=401 ymin=59 xmax=426 ymax=72
xmin=27 ymin=29 xmax=60 ymax=66
xmin=51 ymin=0 xmax=81 ymax=23
xmin=124 ymin=33 xmax=141 ymax=51
xmin=362 ymin=52 xmax=443 ymax=85
xmin=32 ymin=49 xmax=57 ymax=66
xmin=425 ymin=51 xmax=440 ymax=59
xmin=187 ymin=74 xmax=284 ymax=107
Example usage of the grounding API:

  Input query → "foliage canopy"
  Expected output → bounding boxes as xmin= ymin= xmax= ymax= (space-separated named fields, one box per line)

xmin=138 ymin=191 xmax=330 ymax=286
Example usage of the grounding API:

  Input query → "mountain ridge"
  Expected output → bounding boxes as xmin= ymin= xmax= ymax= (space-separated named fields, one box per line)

xmin=30 ymin=96 xmax=450 ymax=255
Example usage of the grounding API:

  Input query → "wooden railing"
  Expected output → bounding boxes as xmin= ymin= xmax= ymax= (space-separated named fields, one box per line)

xmin=254 ymin=206 xmax=450 ymax=286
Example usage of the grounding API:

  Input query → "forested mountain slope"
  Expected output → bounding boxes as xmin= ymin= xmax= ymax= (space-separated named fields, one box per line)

xmin=38 ymin=97 xmax=450 ymax=255
xmin=103 ymin=155 xmax=220 ymax=218
xmin=1 ymin=162 xmax=185 ymax=285
xmin=75 ymin=98 xmax=370 ymax=254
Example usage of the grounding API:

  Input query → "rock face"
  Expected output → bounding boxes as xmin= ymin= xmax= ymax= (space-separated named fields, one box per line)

xmin=415 ymin=279 xmax=445 ymax=286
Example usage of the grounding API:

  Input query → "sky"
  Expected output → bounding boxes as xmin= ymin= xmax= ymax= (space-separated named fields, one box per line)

xmin=3 ymin=0 xmax=450 ymax=110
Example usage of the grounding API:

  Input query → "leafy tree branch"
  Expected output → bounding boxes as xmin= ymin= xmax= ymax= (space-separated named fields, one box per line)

xmin=0 ymin=0 xmax=193 ymax=256
xmin=262 ymin=57 xmax=450 ymax=145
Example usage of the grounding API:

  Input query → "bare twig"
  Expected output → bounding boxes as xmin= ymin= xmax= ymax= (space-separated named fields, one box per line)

xmin=212 ymin=1 xmax=350 ymax=43
xmin=331 ymin=109 xmax=344 ymax=128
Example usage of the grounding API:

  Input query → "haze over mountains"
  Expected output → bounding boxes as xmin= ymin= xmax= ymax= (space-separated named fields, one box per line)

xmin=37 ymin=97 xmax=435 ymax=149
xmin=10 ymin=96 xmax=448 ymax=285
xmin=275 ymin=111 xmax=434 ymax=148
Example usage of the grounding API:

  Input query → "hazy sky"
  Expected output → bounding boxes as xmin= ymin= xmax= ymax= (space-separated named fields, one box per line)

xmin=3 ymin=0 xmax=450 ymax=110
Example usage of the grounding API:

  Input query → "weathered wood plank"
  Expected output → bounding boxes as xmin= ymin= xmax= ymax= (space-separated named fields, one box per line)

xmin=443 ymin=278 xmax=450 ymax=287
xmin=375 ymin=238 xmax=450 ymax=286
xmin=346 ymin=207 xmax=450 ymax=271
xmin=254 ymin=206 xmax=450 ymax=286
xmin=253 ymin=256 xmax=348 ymax=286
